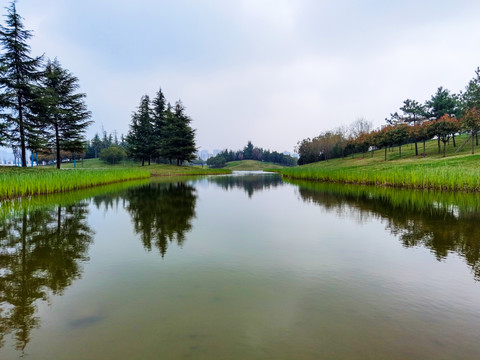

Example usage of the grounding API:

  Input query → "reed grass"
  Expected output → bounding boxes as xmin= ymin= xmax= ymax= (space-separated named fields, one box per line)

xmin=279 ymin=163 xmax=480 ymax=191
xmin=275 ymin=137 xmax=480 ymax=192
xmin=0 ymin=167 xmax=150 ymax=199
xmin=0 ymin=178 xmax=150 ymax=220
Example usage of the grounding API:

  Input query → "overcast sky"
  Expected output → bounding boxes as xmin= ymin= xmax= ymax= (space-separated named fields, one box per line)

xmin=9 ymin=0 xmax=480 ymax=153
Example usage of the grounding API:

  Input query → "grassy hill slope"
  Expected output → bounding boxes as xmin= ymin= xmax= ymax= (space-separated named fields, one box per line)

xmin=277 ymin=134 xmax=480 ymax=191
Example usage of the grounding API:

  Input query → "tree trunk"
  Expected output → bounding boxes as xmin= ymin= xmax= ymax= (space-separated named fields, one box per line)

xmin=437 ymin=137 xmax=441 ymax=153
xmin=141 ymin=158 xmax=145 ymax=166
xmin=415 ymin=141 xmax=418 ymax=156
xmin=443 ymin=141 xmax=446 ymax=157
xmin=423 ymin=140 xmax=426 ymax=155
xmin=55 ymin=123 xmax=61 ymax=169
xmin=18 ymin=95 xmax=27 ymax=167
xmin=384 ymin=146 xmax=387 ymax=161
xmin=453 ymin=134 xmax=456 ymax=147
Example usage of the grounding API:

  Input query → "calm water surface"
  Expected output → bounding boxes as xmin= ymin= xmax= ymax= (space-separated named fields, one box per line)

xmin=1 ymin=172 xmax=480 ymax=359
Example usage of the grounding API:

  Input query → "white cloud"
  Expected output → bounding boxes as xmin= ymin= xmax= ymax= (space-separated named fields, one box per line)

xmin=7 ymin=0 xmax=480 ymax=153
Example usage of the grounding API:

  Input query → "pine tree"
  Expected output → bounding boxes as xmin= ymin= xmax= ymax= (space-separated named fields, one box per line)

xmin=91 ymin=133 xmax=102 ymax=158
xmin=0 ymin=1 xmax=44 ymax=166
xmin=463 ymin=67 xmax=480 ymax=109
xmin=400 ymin=99 xmax=425 ymax=156
xmin=37 ymin=58 xmax=91 ymax=168
xmin=151 ymin=88 xmax=166 ymax=161
xmin=160 ymin=100 xmax=196 ymax=165
xmin=126 ymin=95 xmax=155 ymax=165
xmin=425 ymin=87 xmax=459 ymax=153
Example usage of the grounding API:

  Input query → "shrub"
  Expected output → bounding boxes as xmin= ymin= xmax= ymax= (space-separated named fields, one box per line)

xmin=99 ymin=146 xmax=126 ymax=164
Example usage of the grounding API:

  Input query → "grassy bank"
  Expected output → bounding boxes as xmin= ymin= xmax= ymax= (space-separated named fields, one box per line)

xmin=0 ymin=159 xmax=230 ymax=200
xmin=62 ymin=158 xmax=231 ymax=176
xmin=224 ymin=160 xmax=285 ymax=171
xmin=0 ymin=167 xmax=150 ymax=199
xmin=0 ymin=178 xmax=150 ymax=219
xmin=277 ymin=135 xmax=480 ymax=192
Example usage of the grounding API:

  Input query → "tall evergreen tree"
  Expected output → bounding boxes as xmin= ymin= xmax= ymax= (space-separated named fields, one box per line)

xmin=425 ymin=87 xmax=459 ymax=152
xmin=101 ymin=130 xmax=111 ymax=148
xmin=0 ymin=1 xmax=44 ymax=166
xmin=463 ymin=67 xmax=480 ymax=110
xmin=90 ymin=133 xmax=102 ymax=158
xmin=159 ymin=101 xmax=196 ymax=165
xmin=243 ymin=141 xmax=254 ymax=159
xmin=400 ymin=99 xmax=425 ymax=156
xmin=425 ymin=87 xmax=459 ymax=119
xmin=126 ymin=95 xmax=155 ymax=165
xmin=151 ymin=88 xmax=166 ymax=160
xmin=37 ymin=58 xmax=91 ymax=169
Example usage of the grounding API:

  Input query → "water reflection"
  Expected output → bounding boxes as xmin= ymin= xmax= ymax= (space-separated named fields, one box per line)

xmin=292 ymin=180 xmax=480 ymax=281
xmin=208 ymin=172 xmax=283 ymax=198
xmin=92 ymin=181 xmax=198 ymax=257
xmin=125 ymin=182 xmax=197 ymax=257
xmin=0 ymin=203 xmax=93 ymax=352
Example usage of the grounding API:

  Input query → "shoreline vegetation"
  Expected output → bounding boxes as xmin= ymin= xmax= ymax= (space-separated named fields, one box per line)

xmin=223 ymin=160 xmax=285 ymax=171
xmin=0 ymin=161 xmax=231 ymax=200
xmin=274 ymin=135 xmax=480 ymax=192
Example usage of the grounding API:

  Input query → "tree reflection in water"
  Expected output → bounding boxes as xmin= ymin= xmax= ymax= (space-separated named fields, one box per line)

xmin=293 ymin=180 xmax=480 ymax=281
xmin=208 ymin=173 xmax=283 ymax=198
xmin=123 ymin=182 xmax=197 ymax=257
xmin=0 ymin=202 xmax=93 ymax=352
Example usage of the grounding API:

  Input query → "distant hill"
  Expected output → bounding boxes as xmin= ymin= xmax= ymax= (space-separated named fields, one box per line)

xmin=224 ymin=160 xmax=284 ymax=171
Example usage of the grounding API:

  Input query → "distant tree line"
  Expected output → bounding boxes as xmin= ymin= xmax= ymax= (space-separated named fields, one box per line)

xmin=207 ymin=141 xmax=297 ymax=168
xmin=0 ymin=1 xmax=91 ymax=168
xmin=297 ymin=69 xmax=480 ymax=164
xmin=83 ymin=130 xmax=127 ymax=164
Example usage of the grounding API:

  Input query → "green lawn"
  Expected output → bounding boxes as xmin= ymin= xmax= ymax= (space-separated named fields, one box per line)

xmin=61 ymin=158 xmax=231 ymax=175
xmin=223 ymin=160 xmax=285 ymax=171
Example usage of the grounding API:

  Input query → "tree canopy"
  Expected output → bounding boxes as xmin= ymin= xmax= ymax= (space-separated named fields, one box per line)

xmin=0 ymin=2 xmax=91 ymax=167
xmin=0 ymin=1 xmax=44 ymax=166
xmin=126 ymin=90 xmax=197 ymax=166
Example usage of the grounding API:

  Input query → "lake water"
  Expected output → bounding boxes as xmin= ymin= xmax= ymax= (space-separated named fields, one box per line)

xmin=1 ymin=171 xmax=480 ymax=359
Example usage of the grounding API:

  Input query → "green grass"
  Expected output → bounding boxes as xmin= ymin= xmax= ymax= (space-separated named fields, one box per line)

xmin=223 ymin=160 xmax=285 ymax=171
xmin=148 ymin=164 xmax=231 ymax=176
xmin=0 ymin=178 xmax=150 ymax=220
xmin=0 ymin=167 xmax=150 ymax=199
xmin=0 ymin=159 xmax=230 ymax=200
xmin=62 ymin=158 xmax=231 ymax=176
xmin=276 ymin=134 xmax=480 ymax=192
